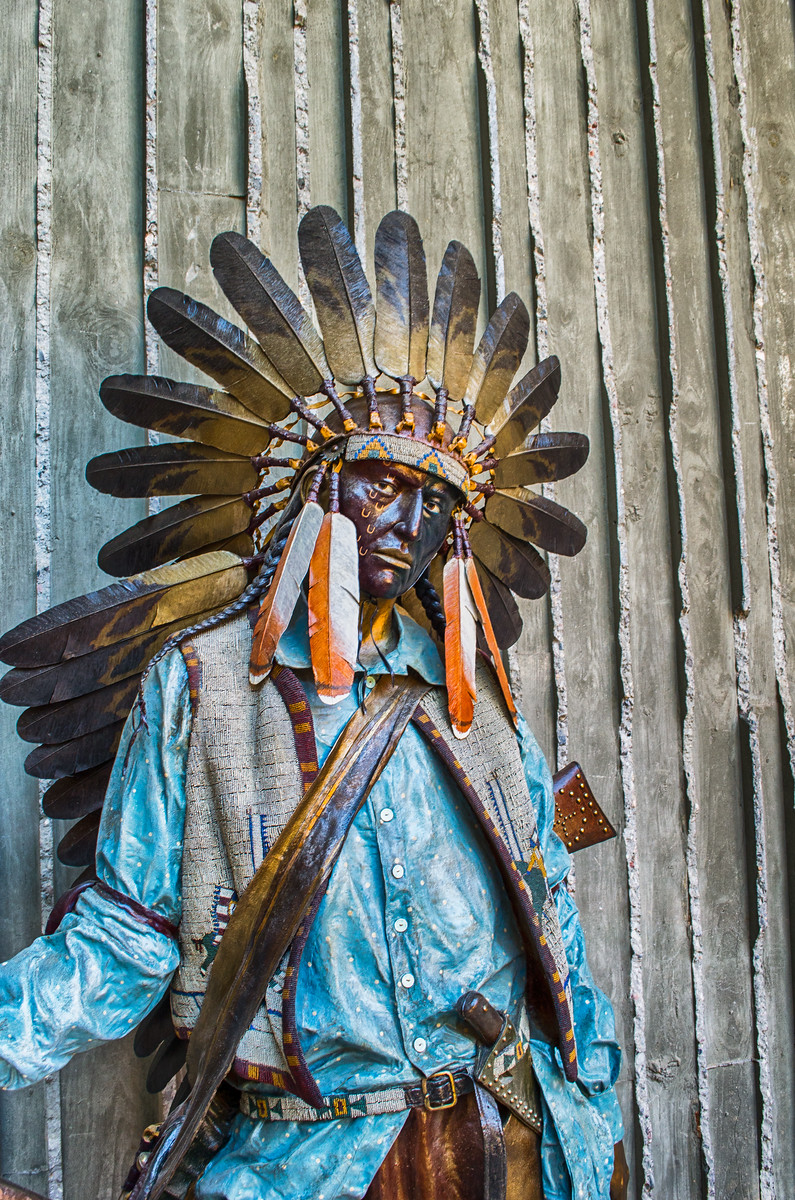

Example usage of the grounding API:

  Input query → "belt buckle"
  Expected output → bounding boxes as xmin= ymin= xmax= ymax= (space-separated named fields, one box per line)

xmin=421 ymin=1071 xmax=457 ymax=1111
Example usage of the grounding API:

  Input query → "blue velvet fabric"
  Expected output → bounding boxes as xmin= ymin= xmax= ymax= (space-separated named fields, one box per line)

xmin=0 ymin=607 xmax=622 ymax=1198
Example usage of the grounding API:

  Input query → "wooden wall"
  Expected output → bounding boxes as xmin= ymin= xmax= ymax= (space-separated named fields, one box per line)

xmin=0 ymin=0 xmax=793 ymax=1196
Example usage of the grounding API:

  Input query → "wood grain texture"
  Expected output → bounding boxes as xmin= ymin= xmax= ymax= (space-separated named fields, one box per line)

xmin=486 ymin=0 xmax=555 ymax=755
xmin=305 ymin=0 xmax=348 ymax=219
xmin=583 ymin=0 xmax=704 ymax=1192
xmin=400 ymin=0 xmax=489 ymax=329
xmin=702 ymin=0 xmax=795 ymax=1186
xmin=48 ymin=0 xmax=157 ymax=1194
xmin=645 ymin=0 xmax=760 ymax=1191
xmin=255 ymin=0 xmax=300 ymax=286
xmin=0 ymin=0 xmax=48 ymax=1191
xmin=356 ymin=0 xmax=398 ymax=274
xmin=525 ymin=0 xmax=638 ymax=1188
xmin=737 ymin=0 xmax=795 ymax=785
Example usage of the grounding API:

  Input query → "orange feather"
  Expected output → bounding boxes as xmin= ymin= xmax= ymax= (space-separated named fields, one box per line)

xmin=249 ymin=501 xmax=324 ymax=684
xmin=308 ymin=509 xmax=359 ymax=703
xmin=464 ymin=554 xmax=517 ymax=725
xmin=443 ymin=555 xmax=477 ymax=738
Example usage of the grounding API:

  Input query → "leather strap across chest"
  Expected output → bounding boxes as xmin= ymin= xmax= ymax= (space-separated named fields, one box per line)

xmin=133 ymin=673 xmax=431 ymax=1200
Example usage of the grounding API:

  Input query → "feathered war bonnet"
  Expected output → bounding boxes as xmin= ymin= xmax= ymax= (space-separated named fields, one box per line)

xmin=206 ymin=206 xmax=589 ymax=736
xmin=0 ymin=207 xmax=589 ymax=782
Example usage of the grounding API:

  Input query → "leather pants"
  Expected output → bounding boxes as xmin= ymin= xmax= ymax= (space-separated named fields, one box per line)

xmin=364 ymin=1092 xmax=543 ymax=1200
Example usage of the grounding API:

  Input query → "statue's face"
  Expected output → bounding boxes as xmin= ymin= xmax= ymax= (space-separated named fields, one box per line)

xmin=338 ymin=460 xmax=459 ymax=599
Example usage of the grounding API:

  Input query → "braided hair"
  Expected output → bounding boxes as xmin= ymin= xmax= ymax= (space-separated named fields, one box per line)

xmin=414 ymin=570 xmax=446 ymax=641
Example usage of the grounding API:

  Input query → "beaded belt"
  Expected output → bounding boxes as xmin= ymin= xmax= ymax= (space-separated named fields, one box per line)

xmin=239 ymin=1069 xmax=475 ymax=1123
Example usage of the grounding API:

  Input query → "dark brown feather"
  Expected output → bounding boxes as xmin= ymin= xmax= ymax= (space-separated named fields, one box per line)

xmin=487 ymin=356 xmax=562 ymax=457
xmin=298 ymin=206 xmax=376 ymax=384
xmin=146 ymin=1034 xmax=188 ymax=1094
xmin=17 ymin=676 xmax=140 ymax=745
xmin=0 ymin=551 xmax=248 ymax=668
xmin=486 ymin=490 xmax=587 ymax=557
xmin=98 ymin=496 xmax=252 ymax=577
xmin=134 ymin=993 xmax=175 ymax=1059
xmin=100 ymin=374 xmax=271 ymax=457
xmin=42 ymin=763 xmax=113 ymax=821
xmin=86 ymin=442 xmax=257 ymax=498
xmin=469 ymin=521 xmax=550 ymax=600
xmin=25 ymin=721 xmax=125 ymax=779
xmin=147 ymin=288 xmax=292 ymax=421
xmin=475 ymin=561 xmax=523 ymax=649
xmin=492 ymin=432 xmax=589 ymax=488
xmin=426 ymin=241 xmax=481 ymax=399
xmin=182 ymin=532 xmax=255 ymax=560
xmin=210 ymin=231 xmax=330 ymax=396
xmin=57 ymin=812 xmax=101 ymax=868
xmin=374 ymin=211 xmax=429 ymax=383
xmin=466 ymin=292 xmax=530 ymax=426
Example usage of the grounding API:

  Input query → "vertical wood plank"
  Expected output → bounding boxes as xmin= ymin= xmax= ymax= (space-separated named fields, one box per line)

xmin=526 ymin=1 xmax=640 ymax=1190
xmin=704 ymin=0 xmax=795 ymax=1189
xmin=47 ymin=0 xmax=157 ymax=1195
xmin=306 ymin=0 xmax=348 ymax=220
xmin=734 ymin=0 xmax=795 ymax=785
xmin=157 ymin=0 xmax=246 ymax=386
xmin=255 ymin=0 xmax=301 ymax=287
xmin=489 ymin=0 xmax=556 ymax=765
xmin=582 ymin=0 xmax=705 ymax=1191
xmin=0 ymin=0 xmax=48 ymax=1191
xmin=400 ymin=0 xmax=488 ymax=323
xmin=357 ymin=0 xmax=397 ymax=274
xmin=642 ymin=0 xmax=760 ymax=1192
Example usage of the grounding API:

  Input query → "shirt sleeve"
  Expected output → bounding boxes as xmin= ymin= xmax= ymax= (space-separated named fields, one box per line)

xmin=515 ymin=713 xmax=624 ymax=1143
xmin=0 ymin=649 xmax=191 ymax=1089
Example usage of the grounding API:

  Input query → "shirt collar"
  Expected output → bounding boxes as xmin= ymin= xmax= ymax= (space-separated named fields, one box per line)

xmin=275 ymin=593 xmax=445 ymax=686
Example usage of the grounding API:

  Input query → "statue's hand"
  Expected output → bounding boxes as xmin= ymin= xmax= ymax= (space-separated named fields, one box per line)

xmin=610 ymin=1141 xmax=629 ymax=1200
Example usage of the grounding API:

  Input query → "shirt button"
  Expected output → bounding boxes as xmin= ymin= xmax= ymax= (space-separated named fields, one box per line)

xmin=400 ymin=973 xmax=415 ymax=989
xmin=391 ymin=863 xmax=405 ymax=879
xmin=393 ymin=918 xmax=408 ymax=933
xmin=413 ymin=1037 xmax=427 ymax=1053
xmin=380 ymin=808 xmax=394 ymax=823
xmin=365 ymin=675 xmax=377 ymax=689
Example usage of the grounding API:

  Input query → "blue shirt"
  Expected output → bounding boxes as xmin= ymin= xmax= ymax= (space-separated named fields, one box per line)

xmin=0 ymin=606 xmax=622 ymax=1199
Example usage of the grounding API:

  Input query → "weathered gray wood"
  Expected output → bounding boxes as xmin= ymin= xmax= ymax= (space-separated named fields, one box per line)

xmin=400 ymin=0 xmax=488 ymax=328
xmin=582 ymin=0 xmax=703 ymax=1193
xmin=487 ymin=0 xmax=556 ymax=758
xmin=48 ymin=0 xmax=156 ymax=1195
xmin=526 ymin=2 xmax=638 ymax=1191
xmin=157 ymin=0 xmax=247 ymax=386
xmin=0 ymin=0 xmax=48 ymax=1191
xmin=705 ymin=0 xmax=795 ymax=1189
xmin=736 ymin=0 xmax=795 ymax=787
xmin=356 ymin=0 xmax=397 ymax=274
xmin=643 ymin=0 xmax=759 ymax=1192
xmin=305 ymin=0 xmax=349 ymax=220
xmin=255 ymin=0 xmax=300 ymax=288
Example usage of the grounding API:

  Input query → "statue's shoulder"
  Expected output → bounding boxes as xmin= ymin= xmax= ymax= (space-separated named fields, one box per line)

xmin=176 ymin=611 xmax=254 ymax=701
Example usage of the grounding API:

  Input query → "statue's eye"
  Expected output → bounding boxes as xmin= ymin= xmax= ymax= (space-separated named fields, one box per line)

xmin=374 ymin=478 xmax=398 ymax=498
xmin=423 ymin=493 xmax=444 ymax=515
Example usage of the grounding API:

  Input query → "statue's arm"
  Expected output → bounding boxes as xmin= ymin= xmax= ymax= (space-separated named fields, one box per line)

xmin=516 ymin=713 xmax=626 ymax=1190
xmin=0 ymin=650 xmax=191 ymax=1089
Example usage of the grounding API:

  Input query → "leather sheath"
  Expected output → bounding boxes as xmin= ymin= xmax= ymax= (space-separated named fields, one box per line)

xmin=132 ymin=674 xmax=431 ymax=1200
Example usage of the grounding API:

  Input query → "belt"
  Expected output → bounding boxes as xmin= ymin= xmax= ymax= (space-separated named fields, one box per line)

xmin=239 ymin=1068 xmax=475 ymax=1123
